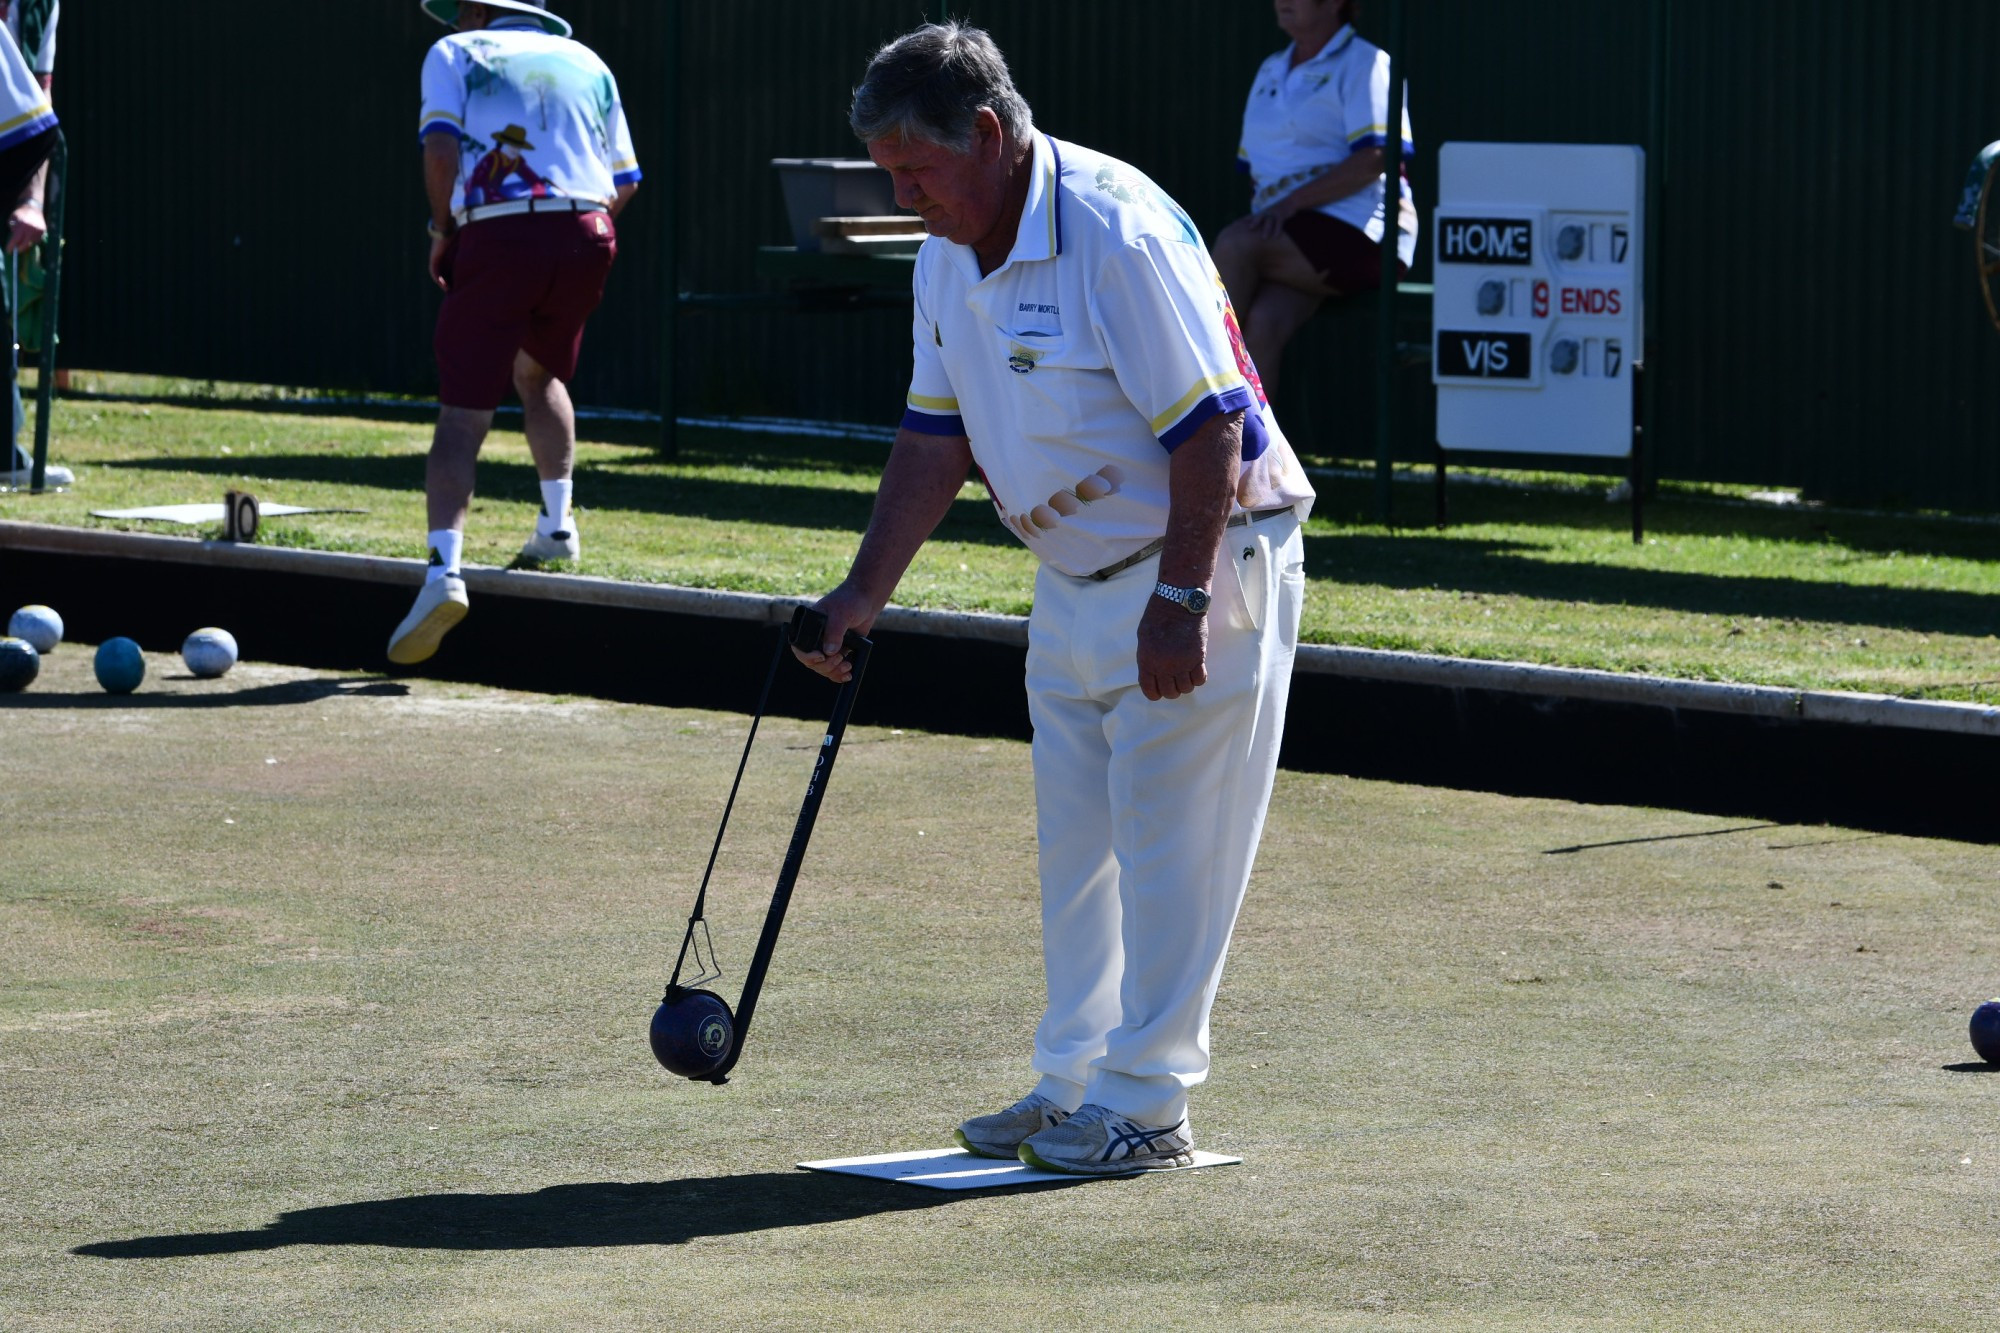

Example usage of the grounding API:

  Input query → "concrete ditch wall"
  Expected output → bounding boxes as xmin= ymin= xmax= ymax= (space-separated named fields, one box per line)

xmin=3 ymin=523 xmax=1990 ymax=844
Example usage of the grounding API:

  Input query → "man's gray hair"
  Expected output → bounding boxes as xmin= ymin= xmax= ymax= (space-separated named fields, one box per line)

xmin=849 ymin=21 xmax=1033 ymax=152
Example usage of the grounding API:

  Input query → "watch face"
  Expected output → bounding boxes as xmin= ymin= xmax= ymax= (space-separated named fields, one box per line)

xmin=1185 ymin=587 xmax=1212 ymax=614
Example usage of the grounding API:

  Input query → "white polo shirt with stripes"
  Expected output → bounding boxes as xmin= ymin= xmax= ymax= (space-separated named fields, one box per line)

xmin=0 ymin=21 xmax=52 ymax=153
xmin=901 ymin=131 xmax=1314 ymax=581
xmin=1237 ymin=23 xmax=1416 ymax=267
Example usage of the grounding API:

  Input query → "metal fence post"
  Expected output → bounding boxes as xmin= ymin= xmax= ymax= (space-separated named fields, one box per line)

xmin=1643 ymin=0 xmax=1668 ymax=498
xmin=4 ymin=246 xmax=14 ymax=489
xmin=658 ymin=0 xmax=681 ymax=458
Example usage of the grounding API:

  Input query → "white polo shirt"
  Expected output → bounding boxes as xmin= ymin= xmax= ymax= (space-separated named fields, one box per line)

xmin=418 ymin=16 xmax=640 ymax=215
xmin=901 ymin=132 xmax=1315 ymax=580
xmin=1237 ymin=24 xmax=1416 ymax=267
xmin=0 ymin=22 xmax=52 ymax=153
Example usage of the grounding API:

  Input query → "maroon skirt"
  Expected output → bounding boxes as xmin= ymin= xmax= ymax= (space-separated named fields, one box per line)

xmin=1281 ymin=211 xmax=1407 ymax=294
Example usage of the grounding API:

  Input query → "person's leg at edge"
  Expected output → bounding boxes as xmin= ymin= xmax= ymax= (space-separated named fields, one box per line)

xmin=1090 ymin=518 xmax=1306 ymax=1130
xmin=386 ymin=403 xmax=488 ymax=665
xmin=3 ymin=130 xmax=62 ymax=481
xmin=393 ymin=206 xmax=517 ymax=663
xmin=424 ymin=404 xmax=494 ymax=578
xmin=1214 ymin=219 xmax=1336 ymax=395
xmin=1241 ymin=284 xmax=1324 ymax=396
xmin=1024 ymin=562 xmax=1125 ymax=1113
xmin=514 ymin=350 xmax=581 ymax=551
xmin=954 ymin=568 xmax=1121 ymax=1157
xmin=1212 ymin=215 xmax=1266 ymax=320
xmin=390 ymin=400 xmax=488 ymax=660
xmin=515 ymin=349 xmax=575 ymax=483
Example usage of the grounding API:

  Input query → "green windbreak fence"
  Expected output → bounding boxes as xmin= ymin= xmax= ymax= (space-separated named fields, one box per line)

xmin=50 ymin=2 xmax=2000 ymax=508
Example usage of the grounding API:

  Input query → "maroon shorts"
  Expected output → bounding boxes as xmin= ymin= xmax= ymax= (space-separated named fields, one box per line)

xmin=433 ymin=209 xmax=618 ymax=410
xmin=1281 ymin=211 xmax=1407 ymax=294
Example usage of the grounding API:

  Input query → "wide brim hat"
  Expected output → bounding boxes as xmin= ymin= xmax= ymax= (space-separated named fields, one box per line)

xmin=421 ymin=0 xmax=573 ymax=39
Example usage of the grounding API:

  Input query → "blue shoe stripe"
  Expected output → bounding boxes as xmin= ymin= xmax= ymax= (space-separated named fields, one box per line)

xmin=1098 ymin=1119 xmax=1188 ymax=1161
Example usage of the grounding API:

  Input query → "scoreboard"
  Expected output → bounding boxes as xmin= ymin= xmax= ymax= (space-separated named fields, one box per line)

xmin=1432 ymin=143 xmax=1645 ymax=457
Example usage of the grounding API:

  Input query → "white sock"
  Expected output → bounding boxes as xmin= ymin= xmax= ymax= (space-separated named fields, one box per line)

xmin=538 ymin=479 xmax=573 ymax=535
xmin=426 ymin=529 xmax=464 ymax=582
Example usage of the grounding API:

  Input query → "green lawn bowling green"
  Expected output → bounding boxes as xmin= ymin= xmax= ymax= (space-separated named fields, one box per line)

xmin=3 ymin=645 xmax=1998 ymax=1329
xmin=10 ymin=378 xmax=2000 ymax=705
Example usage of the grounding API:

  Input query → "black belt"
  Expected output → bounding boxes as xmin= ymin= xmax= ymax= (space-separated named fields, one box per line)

xmin=1085 ymin=506 xmax=1294 ymax=582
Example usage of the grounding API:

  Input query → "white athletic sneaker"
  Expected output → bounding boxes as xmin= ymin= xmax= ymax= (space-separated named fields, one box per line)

xmin=1 ymin=461 xmax=72 ymax=488
xmin=1016 ymin=1103 xmax=1194 ymax=1175
xmin=518 ymin=526 xmax=580 ymax=564
xmin=386 ymin=575 xmax=469 ymax=666
xmin=954 ymin=1092 xmax=1073 ymax=1160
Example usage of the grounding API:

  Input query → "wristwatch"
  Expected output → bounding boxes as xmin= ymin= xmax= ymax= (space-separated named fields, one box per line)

xmin=1153 ymin=581 xmax=1211 ymax=615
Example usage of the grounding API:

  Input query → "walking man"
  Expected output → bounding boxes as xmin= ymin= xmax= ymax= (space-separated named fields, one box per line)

xmin=389 ymin=0 xmax=640 ymax=666
xmin=796 ymin=24 xmax=1315 ymax=1174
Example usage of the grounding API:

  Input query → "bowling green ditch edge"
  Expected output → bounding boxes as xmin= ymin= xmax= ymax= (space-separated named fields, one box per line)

xmin=4 ymin=521 xmax=1994 ymax=844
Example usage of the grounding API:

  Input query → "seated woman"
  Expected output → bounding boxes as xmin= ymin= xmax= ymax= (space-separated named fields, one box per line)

xmin=1214 ymin=0 xmax=1416 ymax=394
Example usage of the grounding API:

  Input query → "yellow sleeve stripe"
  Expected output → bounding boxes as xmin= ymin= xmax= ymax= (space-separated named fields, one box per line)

xmin=0 ymin=101 xmax=52 ymax=136
xmin=907 ymin=392 xmax=960 ymax=412
xmin=1149 ymin=374 xmax=1241 ymax=435
xmin=1346 ymin=123 xmax=1388 ymax=141
xmin=419 ymin=109 xmax=465 ymax=128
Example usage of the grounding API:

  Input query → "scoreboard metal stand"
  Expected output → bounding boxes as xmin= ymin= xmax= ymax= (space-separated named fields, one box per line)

xmin=1435 ymin=361 xmax=1646 ymax=544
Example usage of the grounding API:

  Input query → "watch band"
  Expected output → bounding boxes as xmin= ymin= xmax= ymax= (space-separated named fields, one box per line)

xmin=1153 ymin=581 xmax=1211 ymax=614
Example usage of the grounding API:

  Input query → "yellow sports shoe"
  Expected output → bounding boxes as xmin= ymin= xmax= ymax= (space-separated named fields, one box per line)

xmin=386 ymin=575 xmax=469 ymax=665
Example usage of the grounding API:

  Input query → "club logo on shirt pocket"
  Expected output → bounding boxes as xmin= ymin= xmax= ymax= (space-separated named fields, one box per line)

xmin=1006 ymin=340 xmax=1045 ymax=375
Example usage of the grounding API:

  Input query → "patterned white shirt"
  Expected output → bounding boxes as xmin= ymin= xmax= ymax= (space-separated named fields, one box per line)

xmin=0 ymin=21 xmax=52 ymax=152
xmin=418 ymin=17 xmax=640 ymax=216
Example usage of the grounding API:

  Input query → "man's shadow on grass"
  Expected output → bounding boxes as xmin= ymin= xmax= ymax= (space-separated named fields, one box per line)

xmin=73 ymin=1172 xmax=1083 ymax=1257
xmin=0 ymin=677 xmax=407 ymax=709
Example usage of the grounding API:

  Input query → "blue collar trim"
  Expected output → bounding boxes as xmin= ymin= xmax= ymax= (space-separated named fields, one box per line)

xmin=1048 ymin=135 xmax=1065 ymax=257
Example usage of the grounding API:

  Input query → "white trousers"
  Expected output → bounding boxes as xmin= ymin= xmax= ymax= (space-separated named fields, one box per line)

xmin=1025 ymin=512 xmax=1304 ymax=1126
